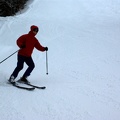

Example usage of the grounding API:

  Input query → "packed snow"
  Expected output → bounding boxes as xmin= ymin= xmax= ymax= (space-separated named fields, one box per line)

xmin=0 ymin=0 xmax=120 ymax=120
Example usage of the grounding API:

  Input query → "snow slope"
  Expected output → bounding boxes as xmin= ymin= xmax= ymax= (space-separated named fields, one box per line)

xmin=0 ymin=0 xmax=120 ymax=120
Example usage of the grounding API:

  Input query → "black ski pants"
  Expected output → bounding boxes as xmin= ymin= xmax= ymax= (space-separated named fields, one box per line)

xmin=11 ymin=55 xmax=35 ymax=78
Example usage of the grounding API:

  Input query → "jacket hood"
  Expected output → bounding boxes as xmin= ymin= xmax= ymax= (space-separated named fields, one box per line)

xmin=30 ymin=25 xmax=39 ymax=31
xmin=29 ymin=25 xmax=39 ymax=36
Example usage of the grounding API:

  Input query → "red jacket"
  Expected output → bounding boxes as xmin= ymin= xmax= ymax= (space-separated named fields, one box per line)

xmin=17 ymin=26 xmax=45 ymax=57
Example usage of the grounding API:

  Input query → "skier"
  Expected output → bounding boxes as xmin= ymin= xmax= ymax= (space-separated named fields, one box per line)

xmin=8 ymin=25 xmax=48 ymax=84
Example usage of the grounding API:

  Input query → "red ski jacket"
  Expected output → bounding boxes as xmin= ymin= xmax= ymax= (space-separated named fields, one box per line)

xmin=17 ymin=26 xmax=45 ymax=57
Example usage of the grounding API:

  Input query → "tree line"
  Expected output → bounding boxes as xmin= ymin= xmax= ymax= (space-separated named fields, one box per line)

xmin=0 ymin=0 xmax=28 ymax=16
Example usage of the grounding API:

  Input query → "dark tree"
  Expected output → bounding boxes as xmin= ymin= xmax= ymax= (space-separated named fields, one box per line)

xmin=0 ymin=0 xmax=28 ymax=16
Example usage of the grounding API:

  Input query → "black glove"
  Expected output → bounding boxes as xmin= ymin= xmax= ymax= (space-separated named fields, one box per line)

xmin=44 ymin=47 xmax=48 ymax=51
xmin=20 ymin=44 xmax=26 ymax=49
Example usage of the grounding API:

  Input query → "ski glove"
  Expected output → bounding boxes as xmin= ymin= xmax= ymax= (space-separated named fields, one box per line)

xmin=44 ymin=47 xmax=48 ymax=51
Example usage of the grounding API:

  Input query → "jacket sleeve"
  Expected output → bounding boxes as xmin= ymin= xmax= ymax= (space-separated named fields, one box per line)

xmin=35 ymin=39 xmax=45 ymax=52
xmin=17 ymin=35 xmax=26 ymax=48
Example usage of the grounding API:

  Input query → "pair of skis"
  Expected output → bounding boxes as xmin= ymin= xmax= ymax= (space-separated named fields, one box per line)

xmin=10 ymin=82 xmax=46 ymax=91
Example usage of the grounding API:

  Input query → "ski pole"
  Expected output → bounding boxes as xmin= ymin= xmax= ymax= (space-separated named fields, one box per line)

xmin=0 ymin=49 xmax=19 ymax=64
xmin=46 ymin=51 xmax=48 ymax=75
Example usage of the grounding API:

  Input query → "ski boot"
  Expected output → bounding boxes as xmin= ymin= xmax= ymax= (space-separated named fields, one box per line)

xmin=8 ymin=75 xmax=15 ymax=84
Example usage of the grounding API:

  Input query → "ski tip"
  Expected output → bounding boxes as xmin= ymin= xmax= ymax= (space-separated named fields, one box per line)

xmin=42 ymin=87 xmax=46 ymax=89
xmin=37 ymin=87 xmax=46 ymax=89
xmin=28 ymin=87 xmax=35 ymax=91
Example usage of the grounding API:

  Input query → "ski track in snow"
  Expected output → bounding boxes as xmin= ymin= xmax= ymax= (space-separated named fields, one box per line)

xmin=0 ymin=0 xmax=120 ymax=120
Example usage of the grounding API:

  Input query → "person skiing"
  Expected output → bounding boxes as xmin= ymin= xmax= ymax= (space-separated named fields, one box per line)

xmin=8 ymin=25 xmax=48 ymax=83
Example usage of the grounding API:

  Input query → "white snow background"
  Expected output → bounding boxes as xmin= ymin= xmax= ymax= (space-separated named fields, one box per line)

xmin=0 ymin=0 xmax=120 ymax=120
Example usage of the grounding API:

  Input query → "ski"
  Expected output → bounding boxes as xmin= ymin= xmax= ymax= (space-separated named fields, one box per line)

xmin=25 ymin=83 xmax=46 ymax=89
xmin=16 ymin=79 xmax=46 ymax=89
xmin=10 ymin=82 xmax=35 ymax=91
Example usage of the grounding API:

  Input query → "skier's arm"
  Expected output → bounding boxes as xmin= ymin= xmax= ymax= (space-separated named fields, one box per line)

xmin=35 ymin=40 xmax=46 ymax=52
xmin=17 ymin=35 xmax=26 ymax=48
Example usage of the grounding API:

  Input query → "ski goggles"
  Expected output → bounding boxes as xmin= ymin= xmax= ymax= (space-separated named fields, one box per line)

xmin=33 ymin=28 xmax=39 ymax=32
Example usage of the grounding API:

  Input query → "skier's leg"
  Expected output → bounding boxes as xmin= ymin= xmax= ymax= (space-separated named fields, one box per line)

xmin=22 ymin=57 xmax=35 ymax=78
xmin=10 ymin=55 xmax=25 ymax=78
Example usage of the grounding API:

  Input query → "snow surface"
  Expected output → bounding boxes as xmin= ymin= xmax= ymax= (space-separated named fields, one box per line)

xmin=0 ymin=0 xmax=120 ymax=120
